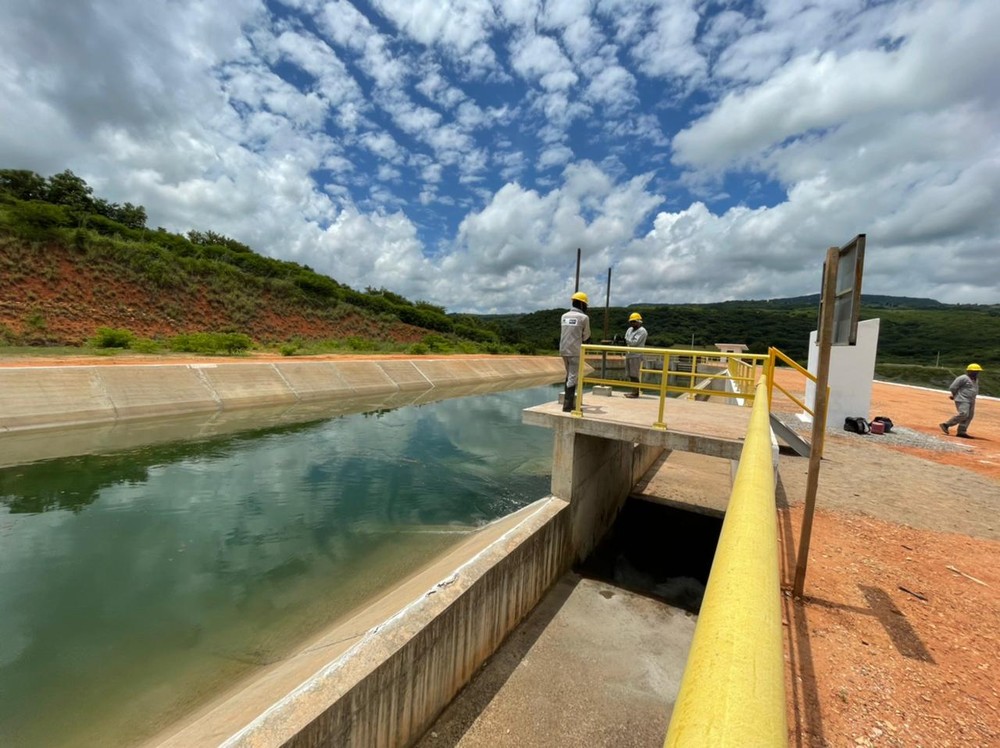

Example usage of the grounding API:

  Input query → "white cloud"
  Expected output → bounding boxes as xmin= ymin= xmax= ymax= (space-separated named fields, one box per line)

xmin=1 ymin=0 xmax=998 ymax=316
xmin=509 ymin=33 xmax=579 ymax=91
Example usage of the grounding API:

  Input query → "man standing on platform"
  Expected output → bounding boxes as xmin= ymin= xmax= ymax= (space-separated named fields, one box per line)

xmin=560 ymin=292 xmax=591 ymax=412
xmin=623 ymin=312 xmax=647 ymax=398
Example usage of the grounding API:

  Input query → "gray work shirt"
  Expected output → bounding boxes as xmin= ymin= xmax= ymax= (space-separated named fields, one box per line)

xmin=950 ymin=374 xmax=979 ymax=404
xmin=625 ymin=325 xmax=647 ymax=359
xmin=560 ymin=309 xmax=591 ymax=356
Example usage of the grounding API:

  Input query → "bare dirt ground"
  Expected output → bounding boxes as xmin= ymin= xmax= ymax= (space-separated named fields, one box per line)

xmin=771 ymin=368 xmax=999 ymax=747
xmin=2 ymin=355 xmax=996 ymax=746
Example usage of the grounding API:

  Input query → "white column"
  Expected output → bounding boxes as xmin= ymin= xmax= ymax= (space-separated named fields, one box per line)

xmin=802 ymin=318 xmax=881 ymax=430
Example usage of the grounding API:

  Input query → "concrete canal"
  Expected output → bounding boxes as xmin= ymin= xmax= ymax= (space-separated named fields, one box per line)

xmin=0 ymin=383 xmax=560 ymax=747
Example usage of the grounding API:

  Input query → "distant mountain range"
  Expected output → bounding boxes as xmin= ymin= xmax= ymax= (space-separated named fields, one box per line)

xmin=631 ymin=294 xmax=950 ymax=310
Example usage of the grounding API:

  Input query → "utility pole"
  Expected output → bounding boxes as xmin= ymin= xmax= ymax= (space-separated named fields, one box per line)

xmin=602 ymin=267 xmax=611 ymax=342
xmin=601 ymin=267 xmax=612 ymax=379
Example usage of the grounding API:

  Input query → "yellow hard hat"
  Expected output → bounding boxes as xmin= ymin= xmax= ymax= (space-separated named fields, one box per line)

xmin=967 ymin=363 xmax=983 ymax=371
xmin=628 ymin=312 xmax=642 ymax=322
xmin=571 ymin=291 xmax=589 ymax=304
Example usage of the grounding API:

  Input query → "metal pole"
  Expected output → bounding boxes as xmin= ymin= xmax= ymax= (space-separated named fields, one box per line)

xmin=601 ymin=267 xmax=611 ymax=379
xmin=574 ymin=247 xmax=581 ymax=292
xmin=603 ymin=267 xmax=611 ymax=341
xmin=793 ymin=246 xmax=839 ymax=597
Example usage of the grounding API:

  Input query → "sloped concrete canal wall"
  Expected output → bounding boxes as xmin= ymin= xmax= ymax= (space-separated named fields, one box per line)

xmin=0 ymin=356 xmax=564 ymax=433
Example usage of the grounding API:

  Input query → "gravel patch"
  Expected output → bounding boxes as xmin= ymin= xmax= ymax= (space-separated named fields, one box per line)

xmin=770 ymin=412 xmax=971 ymax=454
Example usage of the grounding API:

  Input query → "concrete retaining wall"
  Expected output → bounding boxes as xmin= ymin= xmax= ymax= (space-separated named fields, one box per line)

xmin=0 ymin=356 xmax=564 ymax=433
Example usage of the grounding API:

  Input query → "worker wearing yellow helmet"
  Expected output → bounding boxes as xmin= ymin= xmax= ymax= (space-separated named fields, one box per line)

xmin=623 ymin=312 xmax=647 ymax=398
xmin=939 ymin=363 xmax=984 ymax=438
xmin=560 ymin=292 xmax=591 ymax=412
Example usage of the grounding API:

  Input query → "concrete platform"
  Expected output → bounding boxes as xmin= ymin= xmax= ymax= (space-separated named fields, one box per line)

xmin=523 ymin=392 xmax=752 ymax=460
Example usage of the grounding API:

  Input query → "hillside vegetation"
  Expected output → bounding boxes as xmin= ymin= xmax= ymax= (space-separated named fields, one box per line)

xmin=1 ymin=168 xmax=996 ymax=395
xmin=0 ymin=169 xmax=511 ymax=356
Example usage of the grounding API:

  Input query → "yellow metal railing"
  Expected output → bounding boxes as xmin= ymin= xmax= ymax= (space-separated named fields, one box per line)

xmin=663 ymin=380 xmax=787 ymax=747
xmin=573 ymin=345 xmax=771 ymax=429
xmin=766 ymin=346 xmax=818 ymax=418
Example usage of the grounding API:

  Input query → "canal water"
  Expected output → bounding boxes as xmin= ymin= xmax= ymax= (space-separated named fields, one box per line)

xmin=0 ymin=384 xmax=558 ymax=747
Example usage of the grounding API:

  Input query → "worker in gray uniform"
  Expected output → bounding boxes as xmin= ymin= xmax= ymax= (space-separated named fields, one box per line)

xmin=623 ymin=312 xmax=647 ymax=398
xmin=560 ymin=291 xmax=591 ymax=412
xmin=940 ymin=363 xmax=983 ymax=438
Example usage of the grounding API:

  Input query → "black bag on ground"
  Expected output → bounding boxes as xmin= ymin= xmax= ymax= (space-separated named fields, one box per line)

xmin=871 ymin=416 xmax=894 ymax=433
xmin=843 ymin=416 xmax=871 ymax=434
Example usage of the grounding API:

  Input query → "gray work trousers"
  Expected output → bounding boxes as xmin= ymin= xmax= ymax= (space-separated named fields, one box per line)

xmin=562 ymin=355 xmax=580 ymax=387
xmin=944 ymin=400 xmax=976 ymax=434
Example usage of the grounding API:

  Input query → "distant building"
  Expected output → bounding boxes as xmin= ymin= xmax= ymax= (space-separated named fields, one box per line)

xmin=714 ymin=343 xmax=749 ymax=354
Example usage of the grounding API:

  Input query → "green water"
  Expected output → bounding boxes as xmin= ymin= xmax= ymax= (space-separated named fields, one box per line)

xmin=0 ymin=384 xmax=557 ymax=747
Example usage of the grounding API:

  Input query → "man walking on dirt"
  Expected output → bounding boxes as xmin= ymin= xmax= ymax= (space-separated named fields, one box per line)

xmin=940 ymin=363 xmax=984 ymax=438
xmin=560 ymin=292 xmax=591 ymax=412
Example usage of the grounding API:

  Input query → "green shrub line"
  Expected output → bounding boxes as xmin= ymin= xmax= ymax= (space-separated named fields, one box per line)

xmin=52 ymin=324 xmax=523 ymax=359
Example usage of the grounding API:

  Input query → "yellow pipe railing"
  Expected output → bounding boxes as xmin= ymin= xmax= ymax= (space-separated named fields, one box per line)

xmin=663 ymin=380 xmax=787 ymax=747
xmin=573 ymin=345 xmax=770 ymax=428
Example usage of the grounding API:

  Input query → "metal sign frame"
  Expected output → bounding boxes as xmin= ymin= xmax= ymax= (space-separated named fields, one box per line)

xmin=816 ymin=234 xmax=866 ymax=346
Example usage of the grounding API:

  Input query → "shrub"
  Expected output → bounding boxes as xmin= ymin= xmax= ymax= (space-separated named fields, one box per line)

xmin=167 ymin=332 xmax=253 ymax=354
xmin=92 ymin=327 xmax=135 ymax=348
xmin=0 ymin=324 xmax=19 ymax=345
xmin=408 ymin=343 xmax=429 ymax=355
xmin=8 ymin=201 xmax=71 ymax=239
xmin=421 ymin=334 xmax=451 ymax=353
xmin=131 ymin=338 xmax=161 ymax=353
xmin=345 ymin=336 xmax=377 ymax=351
xmin=25 ymin=310 xmax=46 ymax=331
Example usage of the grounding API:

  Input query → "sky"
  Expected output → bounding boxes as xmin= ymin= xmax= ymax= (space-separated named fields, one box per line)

xmin=2 ymin=0 xmax=998 ymax=314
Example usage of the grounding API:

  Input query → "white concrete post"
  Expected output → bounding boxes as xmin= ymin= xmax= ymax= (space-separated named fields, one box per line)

xmin=802 ymin=318 xmax=881 ymax=430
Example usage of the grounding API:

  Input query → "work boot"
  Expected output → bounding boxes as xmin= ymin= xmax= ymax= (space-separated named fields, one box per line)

xmin=562 ymin=385 xmax=576 ymax=412
xmin=956 ymin=432 xmax=972 ymax=439
xmin=938 ymin=423 xmax=949 ymax=434
xmin=624 ymin=376 xmax=640 ymax=398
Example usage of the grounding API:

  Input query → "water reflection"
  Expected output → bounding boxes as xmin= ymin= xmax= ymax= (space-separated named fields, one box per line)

xmin=0 ymin=384 xmax=557 ymax=747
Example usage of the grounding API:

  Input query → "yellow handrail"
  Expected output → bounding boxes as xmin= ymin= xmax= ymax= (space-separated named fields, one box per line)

xmin=767 ymin=347 xmax=829 ymax=435
xmin=573 ymin=345 xmax=770 ymax=428
xmin=663 ymin=380 xmax=787 ymax=747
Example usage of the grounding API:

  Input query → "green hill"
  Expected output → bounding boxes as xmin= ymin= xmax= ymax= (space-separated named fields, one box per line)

xmin=0 ymin=168 xmax=511 ymax=356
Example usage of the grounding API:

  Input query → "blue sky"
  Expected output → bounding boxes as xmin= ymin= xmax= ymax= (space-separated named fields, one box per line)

xmin=2 ymin=0 xmax=998 ymax=313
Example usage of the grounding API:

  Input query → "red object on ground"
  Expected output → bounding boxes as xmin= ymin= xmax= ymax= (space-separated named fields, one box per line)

xmin=870 ymin=420 xmax=885 ymax=434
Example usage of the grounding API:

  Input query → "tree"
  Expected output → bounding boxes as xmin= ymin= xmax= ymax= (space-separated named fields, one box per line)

xmin=46 ymin=170 xmax=95 ymax=212
xmin=111 ymin=202 xmax=147 ymax=229
xmin=0 ymin=169 xmax=48 ymax=200
xmin=187 ymin=229 xmax=251 ymax=253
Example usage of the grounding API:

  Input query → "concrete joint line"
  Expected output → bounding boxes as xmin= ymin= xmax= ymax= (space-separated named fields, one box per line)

xmin=190 ymin=366 xmax=224 ymax=407
xmin=406 ymin=362 xmax=437 ymax=389
xmin=269 ymin=363 xmax=302 ymax=402
xmin=92 ymin=369 xmax=121 ymax=420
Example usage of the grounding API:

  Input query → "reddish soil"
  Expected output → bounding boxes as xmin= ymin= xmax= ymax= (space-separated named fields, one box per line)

xmin=0 ymin=242 xmax=428 ymax=346
xmin=771 ymin=369 xmax=999 ymax=747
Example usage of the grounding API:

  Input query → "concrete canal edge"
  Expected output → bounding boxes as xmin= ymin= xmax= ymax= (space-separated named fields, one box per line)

xmin=0 ymin=355 xmax=565 ymax=433
xmin=150 ymin=498 xmax=574 ymax=747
